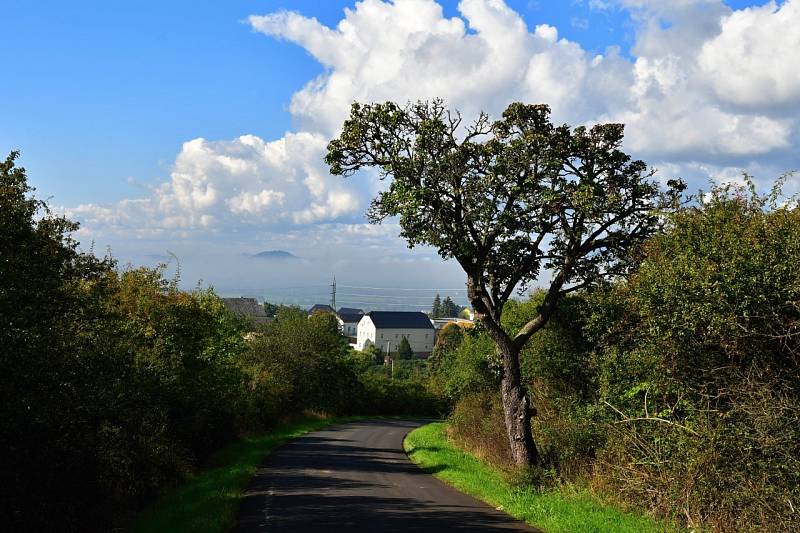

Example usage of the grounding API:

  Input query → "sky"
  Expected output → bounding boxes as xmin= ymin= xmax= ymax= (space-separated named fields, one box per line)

xmin=2 ymin=0 xmax=799 ymax=308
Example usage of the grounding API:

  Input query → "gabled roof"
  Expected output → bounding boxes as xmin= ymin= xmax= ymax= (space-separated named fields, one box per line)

xmin=221 ymin=297 xmax=271 ymax=324
xmin=364 ymin=311 xmax=434 ymax=330
xmin=337 ymin=307 xmax=364 ymax=315
xmin=308 ymin=303 xmax=335 ymax=314
xmin=339 ymin=312 xmax=364 ymax=324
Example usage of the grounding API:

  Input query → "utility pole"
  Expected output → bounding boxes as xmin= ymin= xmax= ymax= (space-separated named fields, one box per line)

xmin=386 ymin=341 xmax=393 ymax=380
xmin=330 ymin=275 xmax=336 ymax=310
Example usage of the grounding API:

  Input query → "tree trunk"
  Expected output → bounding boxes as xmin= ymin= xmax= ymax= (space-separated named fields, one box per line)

xmin=498 ymin=342 xmax=539 ymax=467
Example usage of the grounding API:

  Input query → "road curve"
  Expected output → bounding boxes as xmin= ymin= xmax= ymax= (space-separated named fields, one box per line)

xmin=234 ymin=419 xmax=537 ymax=532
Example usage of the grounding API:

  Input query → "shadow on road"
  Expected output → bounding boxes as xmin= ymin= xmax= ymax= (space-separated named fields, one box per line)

xmin=235 ymin=419 xmax=536 ymax=532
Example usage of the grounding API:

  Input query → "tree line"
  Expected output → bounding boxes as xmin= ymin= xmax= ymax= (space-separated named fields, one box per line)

xmin=431 ymin=293 xmax=461 ymax=318
xmin=0 ymin=152 xmax=442 ymax=532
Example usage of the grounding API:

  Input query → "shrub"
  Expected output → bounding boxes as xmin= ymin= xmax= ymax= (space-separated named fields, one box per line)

xmin=589 ymin=179 xmax=800 ymax=531
xmin=449 ymin=391 xmax=512 ymax=467
xmin=396 ymin=336 xmax=413 ymax=359
xmin=357 ymin=371 xmax=445 ymax=416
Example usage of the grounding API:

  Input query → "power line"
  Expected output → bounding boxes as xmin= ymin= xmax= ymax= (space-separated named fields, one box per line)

xmin=337 ymin=284 xmax=467 ymax=291
xmin=337 ymin=293 xmax=442 ymax=300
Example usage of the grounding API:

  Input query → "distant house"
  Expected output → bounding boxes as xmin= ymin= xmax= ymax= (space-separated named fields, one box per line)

xmin=356 ymin=311 xmax=435 ymax=357
xmin=221 ymin=297 xmax=272 ymax=327
xmin=337 ymin=308 xmax=364 ymax=339
xmin=308 ymin=303 xmax=335 ymax=316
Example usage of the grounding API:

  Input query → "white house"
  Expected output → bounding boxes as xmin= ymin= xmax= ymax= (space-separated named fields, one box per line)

xmin=356 ymin=311 xmax=436 ymax=357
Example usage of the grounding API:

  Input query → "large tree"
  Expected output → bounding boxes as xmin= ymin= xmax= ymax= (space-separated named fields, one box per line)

xmin=431 ymin=293 xmax=442 ymax=318
xmin=326 ymin=100 xmax=683 ymax=466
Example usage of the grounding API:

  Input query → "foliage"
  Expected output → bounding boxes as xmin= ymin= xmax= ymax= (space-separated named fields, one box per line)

xmin=436 ymin=292 xmax=600 ymax=475
xmin=0 ymin=152 xmax=445 ymax=531
xmin=405 ymin=423 xmax=673 ymax=533
xmin=438 ymin=178 xmax=800 ymax=531
xmin=327 ymin=99 xmax=684 ymax=465
xmin=240 ymin=307 xmax=357 ymax=419
xmin=586 ymin=179 xmax=800 ymax=531
xmin=362 ymin=343 xmax=384 ymax=365
xmin=430 ymin=328 xmax=497 ymax=402
xmin=262 ymin=300 xmax=301 ymax=317
xmin=358 ymin=371 xmax=445 ymax=416
xmin=431 ymin=293 xmax=442 ymax=318
xmin=1 ymin=152 xmax=251 ymax=530
xmin=433 ymin=322 xmax=466 ymax=353
xmin=442 ymin=296 xmax=460 ymax=317
xmin=396 ymin=336 xmax=414 ymax=359
xmin=431 ymin=293 xmax=460 ymax=318
xmin=345 ymin=347 xmax=378 ymax=372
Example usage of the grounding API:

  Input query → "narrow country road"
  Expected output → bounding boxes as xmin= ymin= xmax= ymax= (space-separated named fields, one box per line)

xmin=234 ymin=419 xmax=537 ymax=532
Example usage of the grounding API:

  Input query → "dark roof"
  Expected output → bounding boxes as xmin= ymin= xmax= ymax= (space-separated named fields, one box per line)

xmin=308 ymin=304 xmax=335 ymax=314
xmin=221 ymin=298 xmax=271 ymax=324
xmin=337 ymin=307 xmax=364 ymax=315
xmin=365 ymin=311 xmax=434 ymax=330
xmin=338 ymin=312 xmax=364 ymax=324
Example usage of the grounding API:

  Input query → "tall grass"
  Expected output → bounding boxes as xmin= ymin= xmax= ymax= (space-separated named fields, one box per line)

xmin=404 ymin=422 xmax=679 ymax=533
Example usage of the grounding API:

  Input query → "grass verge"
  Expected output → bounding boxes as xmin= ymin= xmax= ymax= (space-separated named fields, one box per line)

xmin=404 ymin=422 xmax=678 ymax=533
xmin=132 ymin=415 xmax=356 ymax=533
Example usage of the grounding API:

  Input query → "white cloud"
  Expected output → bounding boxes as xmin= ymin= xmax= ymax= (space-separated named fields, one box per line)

xmin=69 ymin=132 xmax=363 ymax=235
xmin=70 ymin=0 xmax=800 ymax=261
xmin=698 ymin=0 xmax=800 ymax=108
xmin=227 ymin=189 xmax=286 ymax=215
xmin=249 ymin=0 xmax=798 ymax=163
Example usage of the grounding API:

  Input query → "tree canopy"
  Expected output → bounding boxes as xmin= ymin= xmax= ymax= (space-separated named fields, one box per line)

xmin=327 ymin=100 xmax=684 ymax=465
xmin=431 ymin=293 xmax=442 ymax=318
xmin=396 ymin=337 xmax=414 ymax=360
xmin=327 ymin=100 xmax=683 ymax=349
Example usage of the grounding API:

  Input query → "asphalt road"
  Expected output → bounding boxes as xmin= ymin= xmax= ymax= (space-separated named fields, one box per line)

xmin=234 ymin=419 xmax=538 ymax=532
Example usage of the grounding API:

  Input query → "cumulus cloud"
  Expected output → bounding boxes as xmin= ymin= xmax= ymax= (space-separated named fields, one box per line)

xmin=71 ymin=0 xmax=800 ymax=263
xmin=69 ymin=131 xmax=364 ymax=235
xmin=698 ymin=0 xmax=800 ymax=108
xmin=250 ymin=0 xmax=798 ymax=164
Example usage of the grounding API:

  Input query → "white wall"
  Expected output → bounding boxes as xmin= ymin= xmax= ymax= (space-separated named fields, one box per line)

xmin=373 ymin=328 xmax=433 ymax=354
xmin=356 ymin=316 xmax=377 ymax=350
xmin=355 ymin=316 xmax=434 ymax=354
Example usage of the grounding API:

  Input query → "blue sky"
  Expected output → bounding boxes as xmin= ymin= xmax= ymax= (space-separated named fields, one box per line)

xmin=2 ymin=0 xmax=797 ymax=304
xmin=0 ymin=0 xmax=763 ymax=205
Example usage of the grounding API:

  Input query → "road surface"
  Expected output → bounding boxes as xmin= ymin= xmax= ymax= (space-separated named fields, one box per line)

xmin=234 ymin=419 xmax=537 ymax=532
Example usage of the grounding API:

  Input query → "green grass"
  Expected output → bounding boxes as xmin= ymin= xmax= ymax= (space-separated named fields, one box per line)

xmin=132 ymin=415 xmax=356 ymax=533
xmin=404 ymin=422 xmax=679 ymax=533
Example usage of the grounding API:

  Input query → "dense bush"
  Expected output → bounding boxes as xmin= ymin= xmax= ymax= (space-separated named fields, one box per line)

xmin=359 ymin=371 xmax=446 ymax=416
xmin=448 ymin=391 xmax=512 ymax=467
xmin=0 ymin=166 xmax=251 ymax=533
xmin=588 ymin=181 xmax=800 ymax=531
xmin=0 ymin=153 xmax=444 ymax=531
xmin=240 ymin=308 xmax=359 ymax=419
xmin=434 ymin=180 xmax=800 ymax=531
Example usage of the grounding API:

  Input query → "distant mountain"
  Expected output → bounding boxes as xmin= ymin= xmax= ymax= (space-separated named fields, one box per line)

xmin=250 ymin=250 xmax=298 ymax=261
